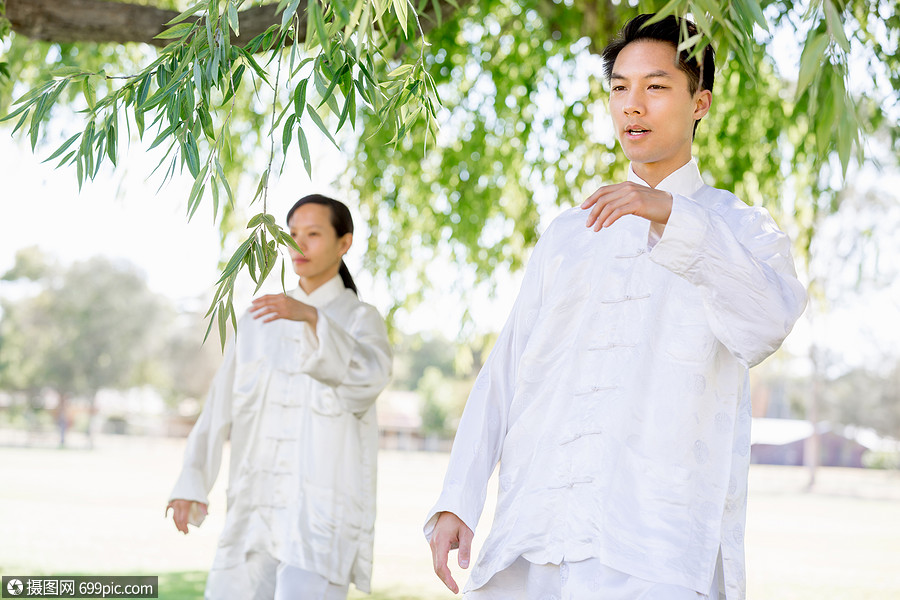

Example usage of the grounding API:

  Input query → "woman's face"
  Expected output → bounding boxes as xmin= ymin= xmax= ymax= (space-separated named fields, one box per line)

xmin=288 ymin=203 xmax=352 ymax=292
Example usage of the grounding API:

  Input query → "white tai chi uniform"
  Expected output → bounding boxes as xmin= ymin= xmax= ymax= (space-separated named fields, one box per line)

xmin=171 ymin=275 xmax=392 ymax=599
xmin=425 ymin=159 xmax=807 ymax=599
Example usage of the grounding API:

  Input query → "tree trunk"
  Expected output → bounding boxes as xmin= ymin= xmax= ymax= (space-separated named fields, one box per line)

xmin=6 ymin=0 xmax=284 ymax=47
xmin=805 ymin=340 xmax=822 ymax=489
xmin=6 ymin=0 xmax=466 ymax=48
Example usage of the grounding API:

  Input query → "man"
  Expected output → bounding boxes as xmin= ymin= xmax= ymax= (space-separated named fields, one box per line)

xmin=426 ymin=13 xmax=807 ymax=600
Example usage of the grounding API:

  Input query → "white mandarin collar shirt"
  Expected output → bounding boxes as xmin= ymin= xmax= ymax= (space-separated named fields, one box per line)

xmin=425 ymin=159 xmax=807 ymax=599
xmin=171 ymin=276 xmax=391 ymax=593
xmin=288 ymin=274 xmax=346 ymax=307
xmin=629 ymin=158 xmax=705 ymax=196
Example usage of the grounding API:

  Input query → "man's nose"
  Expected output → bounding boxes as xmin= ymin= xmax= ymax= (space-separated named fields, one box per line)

xmin=623 ymin=90 xmax=644 ymax=115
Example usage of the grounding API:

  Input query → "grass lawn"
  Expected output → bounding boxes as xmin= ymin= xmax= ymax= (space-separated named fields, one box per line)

xmin=1 ymin=431 xmax=897 ymax=599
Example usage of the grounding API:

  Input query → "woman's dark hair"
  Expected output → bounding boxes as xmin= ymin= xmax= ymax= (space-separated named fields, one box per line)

xmin=286 ymin=194 xmax=358 ymax=295
xmin=601 ymin=14 xmax=715 ymax=137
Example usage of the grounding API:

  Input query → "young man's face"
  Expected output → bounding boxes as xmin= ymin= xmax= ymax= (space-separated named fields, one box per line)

xmin=608 ymin=40 xmax=711 ymax=185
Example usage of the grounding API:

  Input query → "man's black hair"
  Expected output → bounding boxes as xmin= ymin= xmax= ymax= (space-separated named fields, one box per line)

xmin=601 ymin=14 xmax=715 ymax=136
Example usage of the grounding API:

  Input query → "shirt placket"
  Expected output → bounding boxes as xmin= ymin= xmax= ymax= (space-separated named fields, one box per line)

xmin=257 ymin=375 xmax=302 ymax=509
xmin=557 ymin=244 xmax=651 ymax=548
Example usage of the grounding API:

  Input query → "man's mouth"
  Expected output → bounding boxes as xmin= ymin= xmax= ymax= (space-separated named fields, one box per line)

xmin=626 ymin=127 xmax=650 ymax=135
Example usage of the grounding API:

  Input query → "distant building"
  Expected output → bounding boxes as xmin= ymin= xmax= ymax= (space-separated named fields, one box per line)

xmin=750 ymin=418 xmax=888 ymax=468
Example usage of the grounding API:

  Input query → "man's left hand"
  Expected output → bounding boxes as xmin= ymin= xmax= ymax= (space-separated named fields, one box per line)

xmin=582 ymin=182 xmax=673 ymax=231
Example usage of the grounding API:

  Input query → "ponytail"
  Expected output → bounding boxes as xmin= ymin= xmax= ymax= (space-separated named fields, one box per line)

xmin=287 ymin=194 xmax=359 ymax=296
xmin=338 ymin=260 xmax=358 ymax=295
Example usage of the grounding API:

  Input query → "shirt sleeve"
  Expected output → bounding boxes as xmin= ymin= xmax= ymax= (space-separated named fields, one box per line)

xmin=288 ymin=304 xmax=393 ymax=416
xmin=168 ymin=338 xmax=236 ymax=507
xmin=649 ymin=193 xmax=808 ymax=367
xmin=423 ymin=230 xmax=549 ymax=541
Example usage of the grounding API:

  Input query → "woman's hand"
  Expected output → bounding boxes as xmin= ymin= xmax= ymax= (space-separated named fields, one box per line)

xmin=250 ymin=294 xmax=318 ymax=327
xmin=166 ymin=499 xmax=207 ymax=534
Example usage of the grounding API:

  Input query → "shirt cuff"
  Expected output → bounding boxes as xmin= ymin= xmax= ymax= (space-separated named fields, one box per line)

xmin=169 ymin=466 xmax=210 ymax=506
xmin=423 ymin=497 xmax=480 ymax=543
xmin=300 ymin=312 xmax=354 ymax=386
xmin=649 ymin=192 xmax=709 ymax=275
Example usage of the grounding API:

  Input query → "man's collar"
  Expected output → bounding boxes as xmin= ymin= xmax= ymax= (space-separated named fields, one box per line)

xmin=288 ymin=274 xmax=345 ymax=308
xmin=627 ymin=158 xmax=704 ymax=196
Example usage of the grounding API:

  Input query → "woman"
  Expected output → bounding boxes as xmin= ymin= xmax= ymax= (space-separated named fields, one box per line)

xmin=167 ymin=195 xmax=392 ymax=600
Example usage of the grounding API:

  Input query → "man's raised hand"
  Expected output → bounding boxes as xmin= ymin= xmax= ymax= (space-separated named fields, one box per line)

xmin=429 ymin=511 xmax=474 ymax=594
xmin=582 ymin=181 xmax=673 ymax=231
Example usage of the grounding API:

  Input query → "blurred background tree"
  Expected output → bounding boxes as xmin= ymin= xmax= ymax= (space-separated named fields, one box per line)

xmin=0 ymin=247 xmax=220 ymax=445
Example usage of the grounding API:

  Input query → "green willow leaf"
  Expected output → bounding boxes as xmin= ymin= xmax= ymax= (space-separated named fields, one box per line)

xmin=227 ymin=1 xmax=240 ymax=36
xmin=318 ymin=62 xmax=350 ymax=111
xmin=166 ymin=1 xmax=209 ymax=26
xmin=156 ymin=22 xmax=196 ymax=40
xmin=186 ymin=165 xmax=209 ymax=221
xmin=293 ymin=79 xmax=308 ymax=118
xmin=43 ymin=133 xmax=82 ymax=164
xmin=184 ymin=131 xmax=201 ymax=177
xmin=50 ymin=66 xmax=84 ymax=78
xmin=306 ymin=102 xmax=338 ymax=147
xmin=823 ymin=0 xmax=851 ymax=53
xmin=282 ymin=113 xmax=296 ymax=154
xmin=106 ymin=123 xmax=117 ymax=166
xmin=282 ymin=0 xmax=303 ymax=30
xmin=797 ymin=33 xmax=830 ymax=98
xmin=297 ymin=126 xmax=312 ymax=176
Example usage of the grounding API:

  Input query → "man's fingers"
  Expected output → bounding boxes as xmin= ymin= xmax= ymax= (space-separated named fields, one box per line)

xmin=585 ymin=186 xmax=628 ymax=227
xmin=458 ymin=526 xmax=474 ymax=569
xmin=435 ymin=564 xmax=459 ymax=594
xmin=435 ymin=558 xmax=459 ymax=595
xmin=601 ymin=205 xmax=631 ymax=229
xmin=581 ymin=189 xmax=602 ymax=210
xmin=591 ymin=190 xmax=640 ymax=230
xmin=430 ymin=537 xmax=459 ymax=593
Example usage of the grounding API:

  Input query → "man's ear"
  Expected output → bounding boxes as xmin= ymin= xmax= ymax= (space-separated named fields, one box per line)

xmin=694 ymin=89 xmax=712 ymax=121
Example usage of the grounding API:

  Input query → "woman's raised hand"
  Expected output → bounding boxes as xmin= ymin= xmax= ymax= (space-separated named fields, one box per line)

xmin=250 ymin=294 xmax=317 ymax=325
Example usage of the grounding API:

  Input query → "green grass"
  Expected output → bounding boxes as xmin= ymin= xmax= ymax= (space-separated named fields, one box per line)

xmin=157 ymin=572 xmax=441 ymax=600
xmin=158 ymin=572 xmax=207 ymax=599
xmin=1 ymin=436 xmax=899 ymax=600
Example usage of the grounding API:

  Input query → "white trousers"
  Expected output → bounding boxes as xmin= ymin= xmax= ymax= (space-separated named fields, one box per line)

xmin=465 ymin=556 xmax=724 ymax=600
xmin=204 ymin=552 xmax=349 ymax=600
